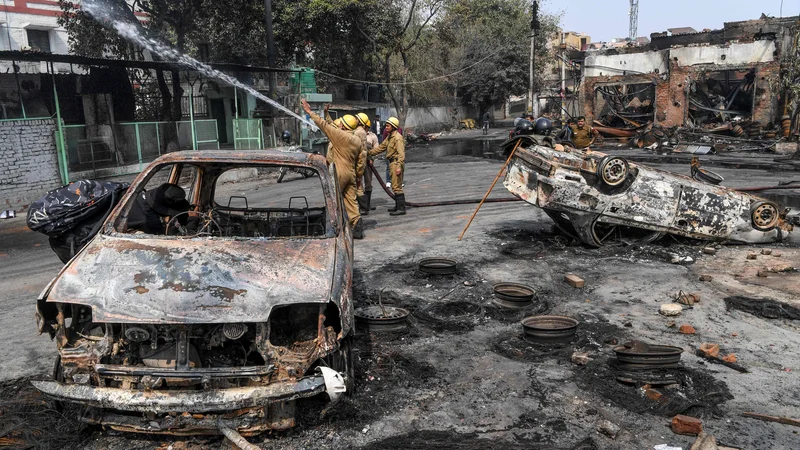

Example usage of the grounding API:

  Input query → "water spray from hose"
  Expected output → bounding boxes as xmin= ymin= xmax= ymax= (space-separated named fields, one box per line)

xmin=82 ymin=0 xmax=318 ymax=131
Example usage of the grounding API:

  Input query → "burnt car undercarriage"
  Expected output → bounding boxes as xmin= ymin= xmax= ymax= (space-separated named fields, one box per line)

xmin=502 ymin=137 xmax=795 ymax=247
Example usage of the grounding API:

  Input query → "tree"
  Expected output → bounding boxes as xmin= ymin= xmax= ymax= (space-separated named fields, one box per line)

xmin=780 ymin=38 xmax=800 ymax=158
xmin=356 ymin=0 xmax=446 ymax=127
xmin=60 ymin=0 xmax=217 ymax=120
xmin=428 ymin=0 xmax=559 ymax=116
xmin=271 ymin=0 xmax=385 ymax=90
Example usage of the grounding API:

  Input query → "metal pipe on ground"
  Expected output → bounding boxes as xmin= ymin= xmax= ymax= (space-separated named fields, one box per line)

xmin=217 ymin=418 xmax=259 ymax=450
xmin=367 ymin=163 xmax=523 ymax=208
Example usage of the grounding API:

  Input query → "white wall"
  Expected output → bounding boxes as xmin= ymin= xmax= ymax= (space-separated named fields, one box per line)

xmin=670 ymin=40 xmax=775 ymax=67
xmin=584 ymin=50 xmax=668 ymax=77
xmin=0 ymin=8 xmax=73 ymax=74
xmin=380 ymin=106 xmax=479 ymax=132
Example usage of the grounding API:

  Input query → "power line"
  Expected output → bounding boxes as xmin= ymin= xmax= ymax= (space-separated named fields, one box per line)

xmin=313 ymin=52 xmax=497 ymax=86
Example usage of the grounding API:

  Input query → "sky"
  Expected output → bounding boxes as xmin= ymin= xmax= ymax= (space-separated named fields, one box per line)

xmin=541 ymin=0 xmax=800 ymax=42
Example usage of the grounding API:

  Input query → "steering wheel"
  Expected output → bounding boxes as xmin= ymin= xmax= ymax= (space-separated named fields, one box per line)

xmin=166 ymin=210 xmax=222 ymax=237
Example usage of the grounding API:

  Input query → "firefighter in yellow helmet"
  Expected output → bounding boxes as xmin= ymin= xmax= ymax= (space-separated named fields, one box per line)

xmin=301 ymin=99 xmax=364 ymax=238
xmin=354 ymin=112 xmax=372 ymax=215
xmin=368 ymin=116 xmax=405 ymax=215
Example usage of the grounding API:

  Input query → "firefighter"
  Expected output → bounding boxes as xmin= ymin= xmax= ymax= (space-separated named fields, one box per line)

xmin=355 ymin=112 xmax=372 ymax=215
xmin=301 ymin=99 xmax=364 ymax=239
xmin=368 ymin=116 xmax=405 ymax=216
xmin=364 ymin=123 xmax=379 ymax=212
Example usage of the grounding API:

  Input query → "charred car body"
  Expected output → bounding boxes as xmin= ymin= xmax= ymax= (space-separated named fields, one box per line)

xmin=33 ymin=150 xmax=354 ymax=435
xmin=502 ymin=136 xmax=794 ymax=246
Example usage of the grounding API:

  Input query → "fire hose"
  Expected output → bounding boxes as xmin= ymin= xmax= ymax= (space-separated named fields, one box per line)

xmin=734 ymin=181 xmax=800 ymax=192
xmin=367 ymin=162 xmax=522 ymax=208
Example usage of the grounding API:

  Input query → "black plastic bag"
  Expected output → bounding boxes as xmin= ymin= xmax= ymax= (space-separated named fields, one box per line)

xmin=27 ymin=180 xmax=129 ymax=236
xmin=27 ymin=180 xmax=129 ymax=263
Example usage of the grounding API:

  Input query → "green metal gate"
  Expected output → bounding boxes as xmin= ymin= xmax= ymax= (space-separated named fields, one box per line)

xmin=233 ymin=118 xmax=263 ymax=150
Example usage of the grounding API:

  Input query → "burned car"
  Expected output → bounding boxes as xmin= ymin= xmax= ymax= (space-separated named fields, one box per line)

xmin=503 ymin=136 xmax=794 ymax=246
xmin=32 ymin=150 xmax=354 ymax=435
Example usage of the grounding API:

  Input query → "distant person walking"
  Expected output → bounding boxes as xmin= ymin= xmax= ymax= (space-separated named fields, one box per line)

xmin=482 ymin=111 xmax=490 ymax=135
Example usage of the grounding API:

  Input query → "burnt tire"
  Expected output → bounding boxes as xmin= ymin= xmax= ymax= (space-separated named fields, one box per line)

xmin=544 ymin=209 xmax=580 ymax=241
xmin=590 ymin=219 xmax=664 ymax=247
xmin=51 ymin=356 xmax=65 ymax=412
xmin=325 ymin=335 xmax=355 ymax=395
xmin=597 ymin=156 xmax=629 ymax=187
xmin=750 ymin=201 xmax=780 ymax=231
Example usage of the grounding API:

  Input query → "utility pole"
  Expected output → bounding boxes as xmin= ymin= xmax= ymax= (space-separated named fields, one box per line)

xmin=528 ymin=0 xmax=539 ymax=115
xmin=265 ymin=0 xmax=277 ymax=146
xmin=264 ymin=0 xmax=277 ymax=98
xmin=560 ymin=32 xmax=566 ymax=121
xmin=629 ymin=0 xmax=639 ymax=42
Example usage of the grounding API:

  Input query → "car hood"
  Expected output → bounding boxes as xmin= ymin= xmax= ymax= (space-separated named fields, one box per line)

xmin=44 ymin=235 xmax=336 ymax=324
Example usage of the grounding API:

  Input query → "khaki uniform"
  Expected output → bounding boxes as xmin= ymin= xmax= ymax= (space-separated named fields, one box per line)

xmin=309 ymin=111 xmax=361 ymax=227
xmin=570 ymin=125 xmax=594 ymax=148
xmin=354 ymin=127 xmax=368 ymax=196
xmin=368 ymin=130 xmax=405 ymax=194
xmin=362 ymin=131 xmax=378 ymax=192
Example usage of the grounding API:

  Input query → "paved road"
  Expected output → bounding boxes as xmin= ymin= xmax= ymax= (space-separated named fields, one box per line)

xmin=0 ymin=216 xmax=61 ymax=380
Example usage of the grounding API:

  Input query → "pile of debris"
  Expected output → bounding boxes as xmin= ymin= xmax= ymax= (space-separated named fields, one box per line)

xmin=590 ymin=120 xmax=787 ymax=155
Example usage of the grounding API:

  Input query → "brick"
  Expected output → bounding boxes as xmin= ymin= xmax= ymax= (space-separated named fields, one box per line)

xmin=761 ymin=249 xmax=772 ymax=255
xmin=746 ymin=252 xmax=757 ymax=260
xmin=644 ymin=387 xmax=663 ymax=401
xmin=596 ymin=419 xmax=620 ymax=439
xmin=564 ymin=274 xmax=585 ymax=288
xmin=702 ymin=247 xmax=717 ymax=255
xmin=699 ymin=274 xmax=713 ymax=282
xmin=671 ymin=414 xmax=703 ymax=436
xmin=571 ymin=352 xmax=591 ymax=365
xmin=699 ymin=343 xmax=720 ymax=358
xmin=679 ymin=324 xmax=696 ymax=334
xmin=722 ymin=353 xmax=737 ymax=363
xmin=660 ymin=303 xmax=683 ymax=316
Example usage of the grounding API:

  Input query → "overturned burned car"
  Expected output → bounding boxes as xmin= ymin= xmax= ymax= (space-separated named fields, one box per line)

xmin=503 ymin=136 xmax=794 ymax=246
xmin=32 ymin=150 xmax=354 ymax=435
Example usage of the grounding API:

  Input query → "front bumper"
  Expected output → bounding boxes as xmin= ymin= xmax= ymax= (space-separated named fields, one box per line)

xmin=31 ymin=374 xmax=326 ymax=414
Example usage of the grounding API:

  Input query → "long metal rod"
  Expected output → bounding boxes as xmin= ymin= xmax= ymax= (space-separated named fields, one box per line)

xmin=188 ymin=80 xmax=197 ymax=150
xmin=367 ymin=163 xmax=522 ymax=208
xmin=458 ymin=139 xmax=523 ymax=241
xmin=234 ymin=87 xmax=239 ymax=149
xmin=51 ymin=62 xmax=68 ymax=184
xmin=134 ymin=123 xmax=143 ymax=171
xmin=13 ymin=60 xmax=27 ymax=119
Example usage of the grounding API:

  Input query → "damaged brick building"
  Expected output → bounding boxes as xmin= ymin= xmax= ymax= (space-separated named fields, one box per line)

xmin=576 ymin=16 xmax=799 ymax=132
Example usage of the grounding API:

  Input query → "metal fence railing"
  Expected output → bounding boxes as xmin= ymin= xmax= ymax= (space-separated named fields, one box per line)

xmin=59 ymin=119 xmax=220 ymax=180
xmin=233 ymin=118 xmax=263 ymax=149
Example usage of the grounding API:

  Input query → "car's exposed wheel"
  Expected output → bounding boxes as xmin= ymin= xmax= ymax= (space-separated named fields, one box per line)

xmin=597 ymin=156 xmax=629 ymax=187
xmin=324 ymin=335 xmax=355 ymax=395
xmin=544 ymin=209 xmax=580 ymax=241
xmin=590 ymin=219 xmax=664 ymax=247
xmin=750 ymin=201 xmax=779 ymax=231
xmin=51 ymin=356 xmax=65 ymax=412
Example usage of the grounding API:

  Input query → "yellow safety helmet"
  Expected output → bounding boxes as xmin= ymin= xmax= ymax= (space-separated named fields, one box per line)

xmin=386 ymin=116 xmax=400 ymax=130
xmin=341 ymin=114 xmax=358 ymax=131
xmin=356 ymin=112 xmax=371 ymax=128
xmin=333 ymin=118 xmax=343 ymax=128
